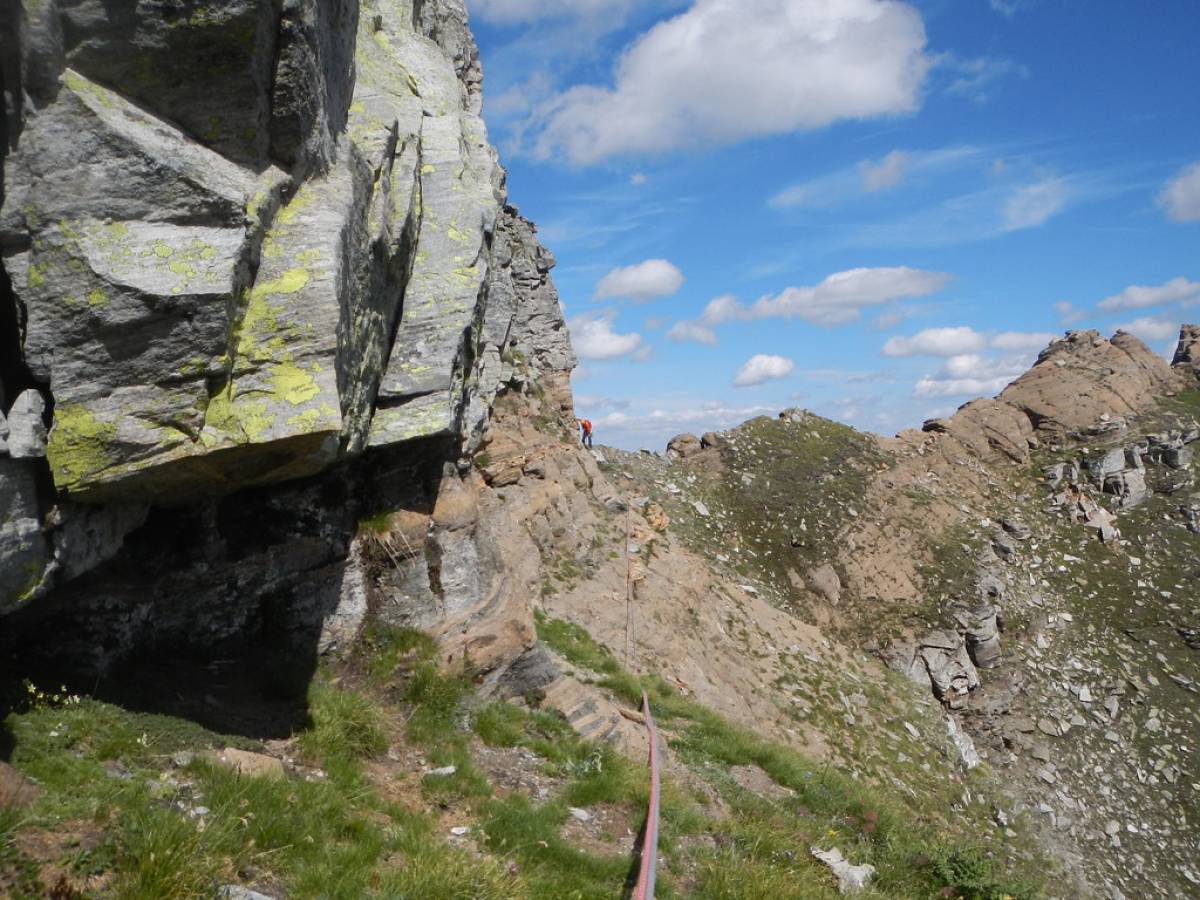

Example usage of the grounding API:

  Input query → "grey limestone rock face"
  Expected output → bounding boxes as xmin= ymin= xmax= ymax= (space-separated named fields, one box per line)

xmin=456 ymin=207 xmax=575 ymax=454
xmin=960 ymin=604 xmax=1001 ymax=669
xmin=53 ymin=0 xmax=280 ymax=168
xmin=50 ymin=500 xmax=149 ymax=584
xmin=1172 ymin=323 xmax=1200 ymax=377
xmin=885 ymin=631 xmax=981 ymax=709
xmin=6 ymin=389 xmax=46 ymax=458
xmin=271 ymin=0 xmax=359 ymax=174
xmin=0 ymin=459 xmax=48 ymax=614
xmin=0 ymin=0 xmax=575 ymax=608
xmin=0 ymin=0 xmax=567 ymax=508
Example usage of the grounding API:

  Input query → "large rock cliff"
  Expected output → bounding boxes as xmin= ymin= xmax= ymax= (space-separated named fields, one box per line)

xmin=0 ymin=0 xmax=574 ymax=674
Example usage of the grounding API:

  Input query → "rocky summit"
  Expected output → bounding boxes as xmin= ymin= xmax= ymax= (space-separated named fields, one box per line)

xmin=0 ymin=4 xmax=1197 ymax=900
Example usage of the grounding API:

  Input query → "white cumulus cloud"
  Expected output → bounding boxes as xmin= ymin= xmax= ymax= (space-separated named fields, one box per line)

xmin=734 ymin=354 xmax=795 ymax=387
xmin=594 ymin=259 xmax=685 ymax=302
xmin=1159 ymin=161 xmax=1200 ymax=223
xmin=1003 ymin=177 xmax=1066 ymax=230
xmin=699 ymin=293 xmax=744 ymax=326
xmin=666 ymin=320 xmax=718 ymax=346
xmin=706 ymin=267 xmax=952 ymax=327
xmin=467 ymin=0 xmax=635 ymax=24
xmin=568 ymin=312 xmax=644 ymax=360
xmin=914 ymin=354 xmax=1028 ymax=398
xmin=882 ymin=326 xmax=986 ymax=357
xmin=1097 ymin=276 xmax=1200 ymax=311
xmin=531 ymin=0 xmax=932 ymax=164
xmin=859 ymin=150 xmax=908 ymax=191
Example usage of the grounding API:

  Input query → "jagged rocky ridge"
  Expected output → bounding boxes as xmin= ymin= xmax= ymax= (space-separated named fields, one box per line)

xmin=0 ymin=0 xmax=573 ymax=671
xmin=653 ymin=327 xmax=1200 ymax=898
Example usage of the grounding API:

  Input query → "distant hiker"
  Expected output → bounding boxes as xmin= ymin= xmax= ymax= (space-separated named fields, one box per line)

xmin=578 ymin=417 xmax=593 ymax=449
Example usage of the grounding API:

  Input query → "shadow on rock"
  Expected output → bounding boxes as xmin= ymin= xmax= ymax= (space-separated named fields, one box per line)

xmin=0 ymin=438 xmax=452 ymax=752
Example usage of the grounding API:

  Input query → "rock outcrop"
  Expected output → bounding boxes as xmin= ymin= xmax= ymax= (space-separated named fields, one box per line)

xmin=1171 ymin=323 xmax=1200 ymax=379
xmin=924 ymin=330 xmax=1183 ymax=464
xmin=0 ymin=0 xmax=574 ymax=637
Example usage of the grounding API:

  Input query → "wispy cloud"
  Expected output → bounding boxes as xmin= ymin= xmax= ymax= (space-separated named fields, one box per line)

xmin=943 ymin=55 xmax=1030 ymax=102
xmin=1116 ymin=315 xmax=1181 ymax=344
xmin=1159 ymin=160 xmax=1200 ymax=222
xmin=1003 ymin=177 xmax=1066 ymax=230
xmin=884 ymin=326 xmax=1055 ymax=357
xmin=769 ymin=145 xmax=979 ymax=210
xmin=987 ymin=0 xmax=1037 ymax=17
xmin=666 ymin=320 xmax=718 ymax=346
xmin=701 ymin=267 xmax=953 ymax=327
xmin=1053 ymin=300 xmax=1086 ymax=325
xmin=1098 ymin=276 xmax=1200 ymax=311
xmin=883 ymin=326 xmax=986 ymax=357
xmin=468 ymin=0 xmax=638 ymax=24
xmin=859 ymin=151 xmax=909 ymax=192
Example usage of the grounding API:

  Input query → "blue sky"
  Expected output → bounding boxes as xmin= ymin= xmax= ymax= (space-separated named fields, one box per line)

xmin=465 ymin=0 xmax=1200 ymax=450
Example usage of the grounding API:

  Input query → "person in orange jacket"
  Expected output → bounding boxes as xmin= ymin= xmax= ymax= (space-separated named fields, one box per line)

xmin=578 ymin=417 xmax=593 ymax=449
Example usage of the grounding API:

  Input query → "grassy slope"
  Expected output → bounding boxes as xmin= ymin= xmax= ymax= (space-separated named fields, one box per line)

xmin=1 ymin=619 xmax=1045 ymax=899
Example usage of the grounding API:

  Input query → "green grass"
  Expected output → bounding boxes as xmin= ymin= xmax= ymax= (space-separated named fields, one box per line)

xmin=480 ymin=794 xmax=637 ymax=900
xmin=0 ymin=807 xmax=41 ymax=899
xmin=1 ymin=615 xmax=1047 ymax=900
xmin=533 ymin=611 xmax=623 ymax=677
xmin=535 ymin=615 xmax=1043 ymax=900
xmin=354 ymin=622 xmax=440 ymax=688
xmin=297 ymin=678 xmax=389 ymax=767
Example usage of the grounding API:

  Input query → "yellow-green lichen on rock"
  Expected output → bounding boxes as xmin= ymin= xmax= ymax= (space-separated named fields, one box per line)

xmin=46 ymin=404 xmax=119 ymax=490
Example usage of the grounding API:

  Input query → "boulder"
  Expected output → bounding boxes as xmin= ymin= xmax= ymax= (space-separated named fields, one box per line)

xmin=918 ymin=631 xmax=981 ymax=708
xmin=923 ymin=398 xmax=1035 ymax=463
xmin=6 ymin=390 xmax=47 ymax=458
xmin=0 ymin=0 xmax=532 ymax=505
xmin=1147 ymin=433 xmax=1194 ymax=469
xmin=52 ymin=0 xmax=280 ymax=168
xmin=807 ymin=564 xmax=843 ymax=605
xmin=1171 ymin=324 xmax=1200 ymax=379
xmin=539 ymin=676 xmax=645 ymax=758
xmin=811 ymin=846 xmax=875 ymax=895
xmin=666 ymin=433 xmax=703 ymax=459
xmin=779 ymin=408 xmax=810 ymax=425
xmin=1 ymin=460 xmax=49 ymax=613
xmin=959 ymin=604 xmax=1001 ymax=669
xmin=1089 ymin=448 xmax=1130 ymax=487
xmin=884 ymin=631 xmax=980 ymax=708
xmin=1104 ymin=468 xmax=1150 ymax=508
xmin=999 ymin=330 xmax=1179 ymax=436
xmin=0 ymin=761 xmax=42 ymax=810
xmin=206 ymin=748 xmax=286 ymax=780
xmin=999 ymin=518 xmax=1032 ymax=541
